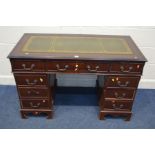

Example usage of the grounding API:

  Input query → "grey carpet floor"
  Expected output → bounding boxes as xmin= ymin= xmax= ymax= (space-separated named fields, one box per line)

xmin=0 ymin=85 xmax=155 ymax=129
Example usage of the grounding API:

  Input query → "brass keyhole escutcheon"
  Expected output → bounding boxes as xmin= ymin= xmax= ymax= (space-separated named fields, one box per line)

xmin=75 ymin=64 xmax=79 ymax=71
xmin=40 ymin=78 xmax=43 ymax=82
xmin=112 ymin=78 xmax=115 ymax=82
xmin=34 ymin=112 xmax=39 ymax=115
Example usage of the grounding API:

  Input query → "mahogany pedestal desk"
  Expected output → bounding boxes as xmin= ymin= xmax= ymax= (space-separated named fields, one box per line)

xmin=8 ymin=34 xmax=147 ymax=121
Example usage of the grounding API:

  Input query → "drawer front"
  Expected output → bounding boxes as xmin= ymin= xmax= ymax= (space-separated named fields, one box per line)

xmin=102 ymin=100 xmax=132 ymax=111
xmin=18 ymin=87 xmax=49 ymax=98
xmin=46 ymin=61 xmax=83 ymax=72
xmin=85 ymin=62 xmax=109 ymax=73
xmin=110 ymin=63 xmax=144 ymax=74
xmin=21 ymin=99 xmax=52 ymax=109
xmin=46 ymin=61 xmax=109 ymax=73
xmin=104 ymin=88 xmax=135 ymax=100
xmin=105 ymin=76 xmax=140 ymax=88
xmin=12 ymin=60 xmax=45 ymax=72
xmin=15 ymin=74 xmax=48 ymax=86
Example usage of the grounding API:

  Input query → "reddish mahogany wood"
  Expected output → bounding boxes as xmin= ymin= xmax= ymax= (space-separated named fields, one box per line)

xmin=20 ymin=109 xmax=53 ymax=119
xmin=110 ymin=62 xmax=144 ymax=74
xmin=18 ymin=87 xmax=50 ymax=98
xmin=105 ymin=76 xmax=140 ymax=88
xmin=20 ymin=99 xmax=52 ymax=109
xmin=8 ymin=33 xmax=147 ymax=120
xmin=99 ymin=111 xmax=132 ymax=121
xmin=46 ymin=60 xmax=109 ymax=73
xmin=11 ymin=60 xmax=45 ymax=72
xmin=100 ymin=99 xmax=133 ymax=111
xmin=14 ymin=74 xmax=49 ymax=86
xmin=104 ymin=88 xmax=136 ymax=100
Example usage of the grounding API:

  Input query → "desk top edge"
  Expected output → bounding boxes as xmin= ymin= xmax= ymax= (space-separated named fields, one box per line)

xmin=8 ymin=33 xmax=147 ymax=62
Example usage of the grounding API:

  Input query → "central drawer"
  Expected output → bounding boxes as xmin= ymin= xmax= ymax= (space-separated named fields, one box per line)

xmin=18 ymin=87 xmax=49 ymax=98
xmin=104 ymin=88 xmax=135 ymax=100
xmin=46 ymin=61 xmax=109 ymax=73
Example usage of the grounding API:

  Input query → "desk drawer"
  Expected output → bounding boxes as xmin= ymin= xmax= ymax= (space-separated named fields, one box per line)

xmin=102 ymin=100 xmax=132 ymax=111
xmin=104 ymin=88 xmax=135 ymax=100
xmin=21 ymin=99 xmax=52 ymax=109
xmin=11 ymin=60 xmax=45 ymax=72
xmin=15 ymin=74 xmax=48 ymax=86
xmin=46 ymin=61 xmax=109 ymax=73
xmin=110 ymin=63 xmax=144 ymax=74
xmin=85 ymin=62 xmax=109 ymax=73
xmin=19 ymin=87 xmax=49 ymax=98
xmin=47 ymin=61 xmax=83 ymax=72
xmin=105 ymin=76 xmax=140 ymax=88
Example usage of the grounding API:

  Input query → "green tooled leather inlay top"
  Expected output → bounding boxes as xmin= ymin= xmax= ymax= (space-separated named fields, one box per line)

xmin=22 ymin=36 xmax=133 ymax=54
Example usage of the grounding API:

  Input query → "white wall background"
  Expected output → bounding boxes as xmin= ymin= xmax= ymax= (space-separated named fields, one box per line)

xmin=0 ymin=26 xmax=155 ymax=88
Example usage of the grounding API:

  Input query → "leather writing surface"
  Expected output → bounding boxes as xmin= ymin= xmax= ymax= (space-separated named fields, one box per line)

xmin=8 ymin=34 xmax=147 ymax=62
xmin=22 ymin=36 xmax=133 ymax=55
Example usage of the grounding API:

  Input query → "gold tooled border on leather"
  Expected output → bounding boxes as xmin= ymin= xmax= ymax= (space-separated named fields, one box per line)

xmin=22 ymin=35 xmax=133 ymax=55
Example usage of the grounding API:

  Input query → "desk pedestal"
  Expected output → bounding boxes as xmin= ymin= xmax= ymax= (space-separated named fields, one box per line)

xmin=10 ymin=59 xmax=144 ymax=121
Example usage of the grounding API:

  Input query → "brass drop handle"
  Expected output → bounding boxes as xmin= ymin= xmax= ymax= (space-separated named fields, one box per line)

xmin=22 ymin=64 xmax=35 ymax=70
xmin=114 ymin=92 xmax=126 ymax=99
xmin=87 ymin=65 xmax=100 ymax=72
xmin=112 ymin=103 xmax=124 ymax=110
xmin=29 ymin=102 xmax=41 ymax=108
xmin=27 ymin=90 xmax=40 ymax=95
xmin=56 ymin=64 xmax=69 ymax=71
xmin=120 ymin=66 xmax=133 ymax=73
xmin=117 ymin=81 xmax=130 ymax=87
xmin=25 ymin=79 xmax=38 ymax=85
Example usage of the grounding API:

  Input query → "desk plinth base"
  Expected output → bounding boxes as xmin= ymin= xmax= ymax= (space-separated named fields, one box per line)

xmin=20 ymin=109 xmax=53 ymax=119
xmin=99 ymin=110 xmax=132 ymax=121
